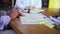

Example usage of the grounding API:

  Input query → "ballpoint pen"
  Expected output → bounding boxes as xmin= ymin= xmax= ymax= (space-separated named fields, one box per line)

xmin=27 ymin=9 xmax=30 ymax=13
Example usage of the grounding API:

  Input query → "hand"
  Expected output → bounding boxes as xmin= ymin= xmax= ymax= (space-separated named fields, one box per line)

xmin=24 ymin=6 xmax=29 ymax=10
xmin=29 ymin=6 xmax=36 ymax=10
xmin=18 ymin=12 xmax=25 ymax=16
xmin=24 ymin=6 xmax=36 ymax=10
xmin=9 ymin=7 xmax=25 ymax=20
xmin=9 ymin=7 xmax=19 ymax=20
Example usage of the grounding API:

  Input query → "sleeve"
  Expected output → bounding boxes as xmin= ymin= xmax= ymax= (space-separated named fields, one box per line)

xmin=15 ymin=0 xmax=25 ymax=9
xmin=1 ymin=16 xmax=10 ymax=26
xmin=0 ymin=16 xmax=10 ymax=30
xmin=35 ymin=0 xmax=42 ymax=9
xmin=0 ymin=17 xmax=4 ymax=30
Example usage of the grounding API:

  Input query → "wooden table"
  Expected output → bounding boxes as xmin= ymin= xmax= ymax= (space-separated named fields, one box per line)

xmin=10 ymin=8 xmax=60 ymax=34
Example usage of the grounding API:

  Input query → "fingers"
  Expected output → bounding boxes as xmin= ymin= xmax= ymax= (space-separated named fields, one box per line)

xmin=29 ymin=6 xmax=36 ymax=10
xmin=19 ymin=12 xmax=25 ymax=16
xmin=24 ymin=7 xmax=29 ymax=10
xmin=9 ymin=7 xmax=19 ymax=20
xmin=12 ymin=7 xmax=19 ymax=12
xmin=24 ymin=6 xmax=36 ymax=10
xmin=10 ymin=7 xmax=25 ymax=20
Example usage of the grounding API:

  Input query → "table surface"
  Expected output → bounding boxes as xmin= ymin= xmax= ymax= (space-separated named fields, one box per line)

xmin=10 ymin=8 xmax=60 ymax=34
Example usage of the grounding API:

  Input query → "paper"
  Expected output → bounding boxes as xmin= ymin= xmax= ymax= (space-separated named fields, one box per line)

xmin=20 ymin=13 xmax=55 ymax=29
xmin=38 ymin=20 xmax=48 ymax=24
xmin=20 ymin=13 xmax=46 ymax=24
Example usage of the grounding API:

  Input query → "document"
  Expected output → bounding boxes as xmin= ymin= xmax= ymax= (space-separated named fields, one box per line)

xmin=20 ymin=13 xmax=55 ymax=29
xmin=20 ymin=13 xmax=46 ymax=24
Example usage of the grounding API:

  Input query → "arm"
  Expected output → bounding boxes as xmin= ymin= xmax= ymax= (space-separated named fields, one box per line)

xmin=0 ymin=7 xmax=24 ymax=30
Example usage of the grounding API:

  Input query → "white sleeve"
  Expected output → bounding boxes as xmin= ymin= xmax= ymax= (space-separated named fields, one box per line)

xmin=35 ymin=0 xmax=42 ymax=9
xmin=1 ymin=16 xmax=10 ymax=26
xmin=15 ymin=0 xmax=25 ymax=9
xmin=0 ymin=16 xmax=10 ymax=30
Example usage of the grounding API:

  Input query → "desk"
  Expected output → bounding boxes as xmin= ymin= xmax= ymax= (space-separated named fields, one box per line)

xmin=10 ymin=8 xmax=60 ymax=34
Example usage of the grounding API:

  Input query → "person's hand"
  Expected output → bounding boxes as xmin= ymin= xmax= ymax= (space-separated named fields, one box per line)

xmin=29 ymin=6 xmax=36 ymax=10
xmin=9 ymin=7 xmax=25 ymax=20
xmin=9 ymin=7 xmax=19 ymax=20
xmin=24 ymin=6 xmax=29 ymax=10
xmin=18 ymin=12 xmax=25 ymax=16
xmin=24 ymin=6 xmax=36 ymax=10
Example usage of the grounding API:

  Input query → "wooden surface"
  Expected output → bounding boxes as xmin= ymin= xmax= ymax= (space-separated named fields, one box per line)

xmin=10 ymin=18 xmax=60 ymax=34
xmin=10 ymin=8 xmax=60 ymax=34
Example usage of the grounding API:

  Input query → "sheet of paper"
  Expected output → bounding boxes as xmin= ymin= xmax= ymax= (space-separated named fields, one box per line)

xmin=20 ymin=13 xmax=55 ymax=28
xmin=20 ymin=13 xmax=55 ymax=29
xmin=20 ymin=13 xmax=47 ymax=24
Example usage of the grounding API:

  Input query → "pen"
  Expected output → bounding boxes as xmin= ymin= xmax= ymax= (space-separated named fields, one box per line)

xmin=27 ymin=9 xmax=30 ymax=13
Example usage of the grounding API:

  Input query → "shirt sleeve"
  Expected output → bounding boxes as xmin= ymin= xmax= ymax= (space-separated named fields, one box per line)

xmin=35 ymin=0 xmax=42 ymax=9
xmin=0 ymin=16 xmax=10 ymax=30
xmin=0 ymin=17 xmax=4 ymax=30
xmin=15 ymin=0 xmax=25 ymax=9
xmin=2 ymin=16 xmax=10 ymax=26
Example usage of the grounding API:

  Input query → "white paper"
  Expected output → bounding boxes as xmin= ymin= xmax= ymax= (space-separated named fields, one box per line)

xmin=20 ymin=13 xmax=51 ymax=24
xmin=20 ymin=13 xmax=55 ymax=29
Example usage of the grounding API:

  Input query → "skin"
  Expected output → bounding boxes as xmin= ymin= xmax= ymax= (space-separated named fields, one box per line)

xmin=25 ymin=6 xmax=36 ymax=10
xmin=9 ymin=7 xmax=25 ymax=20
